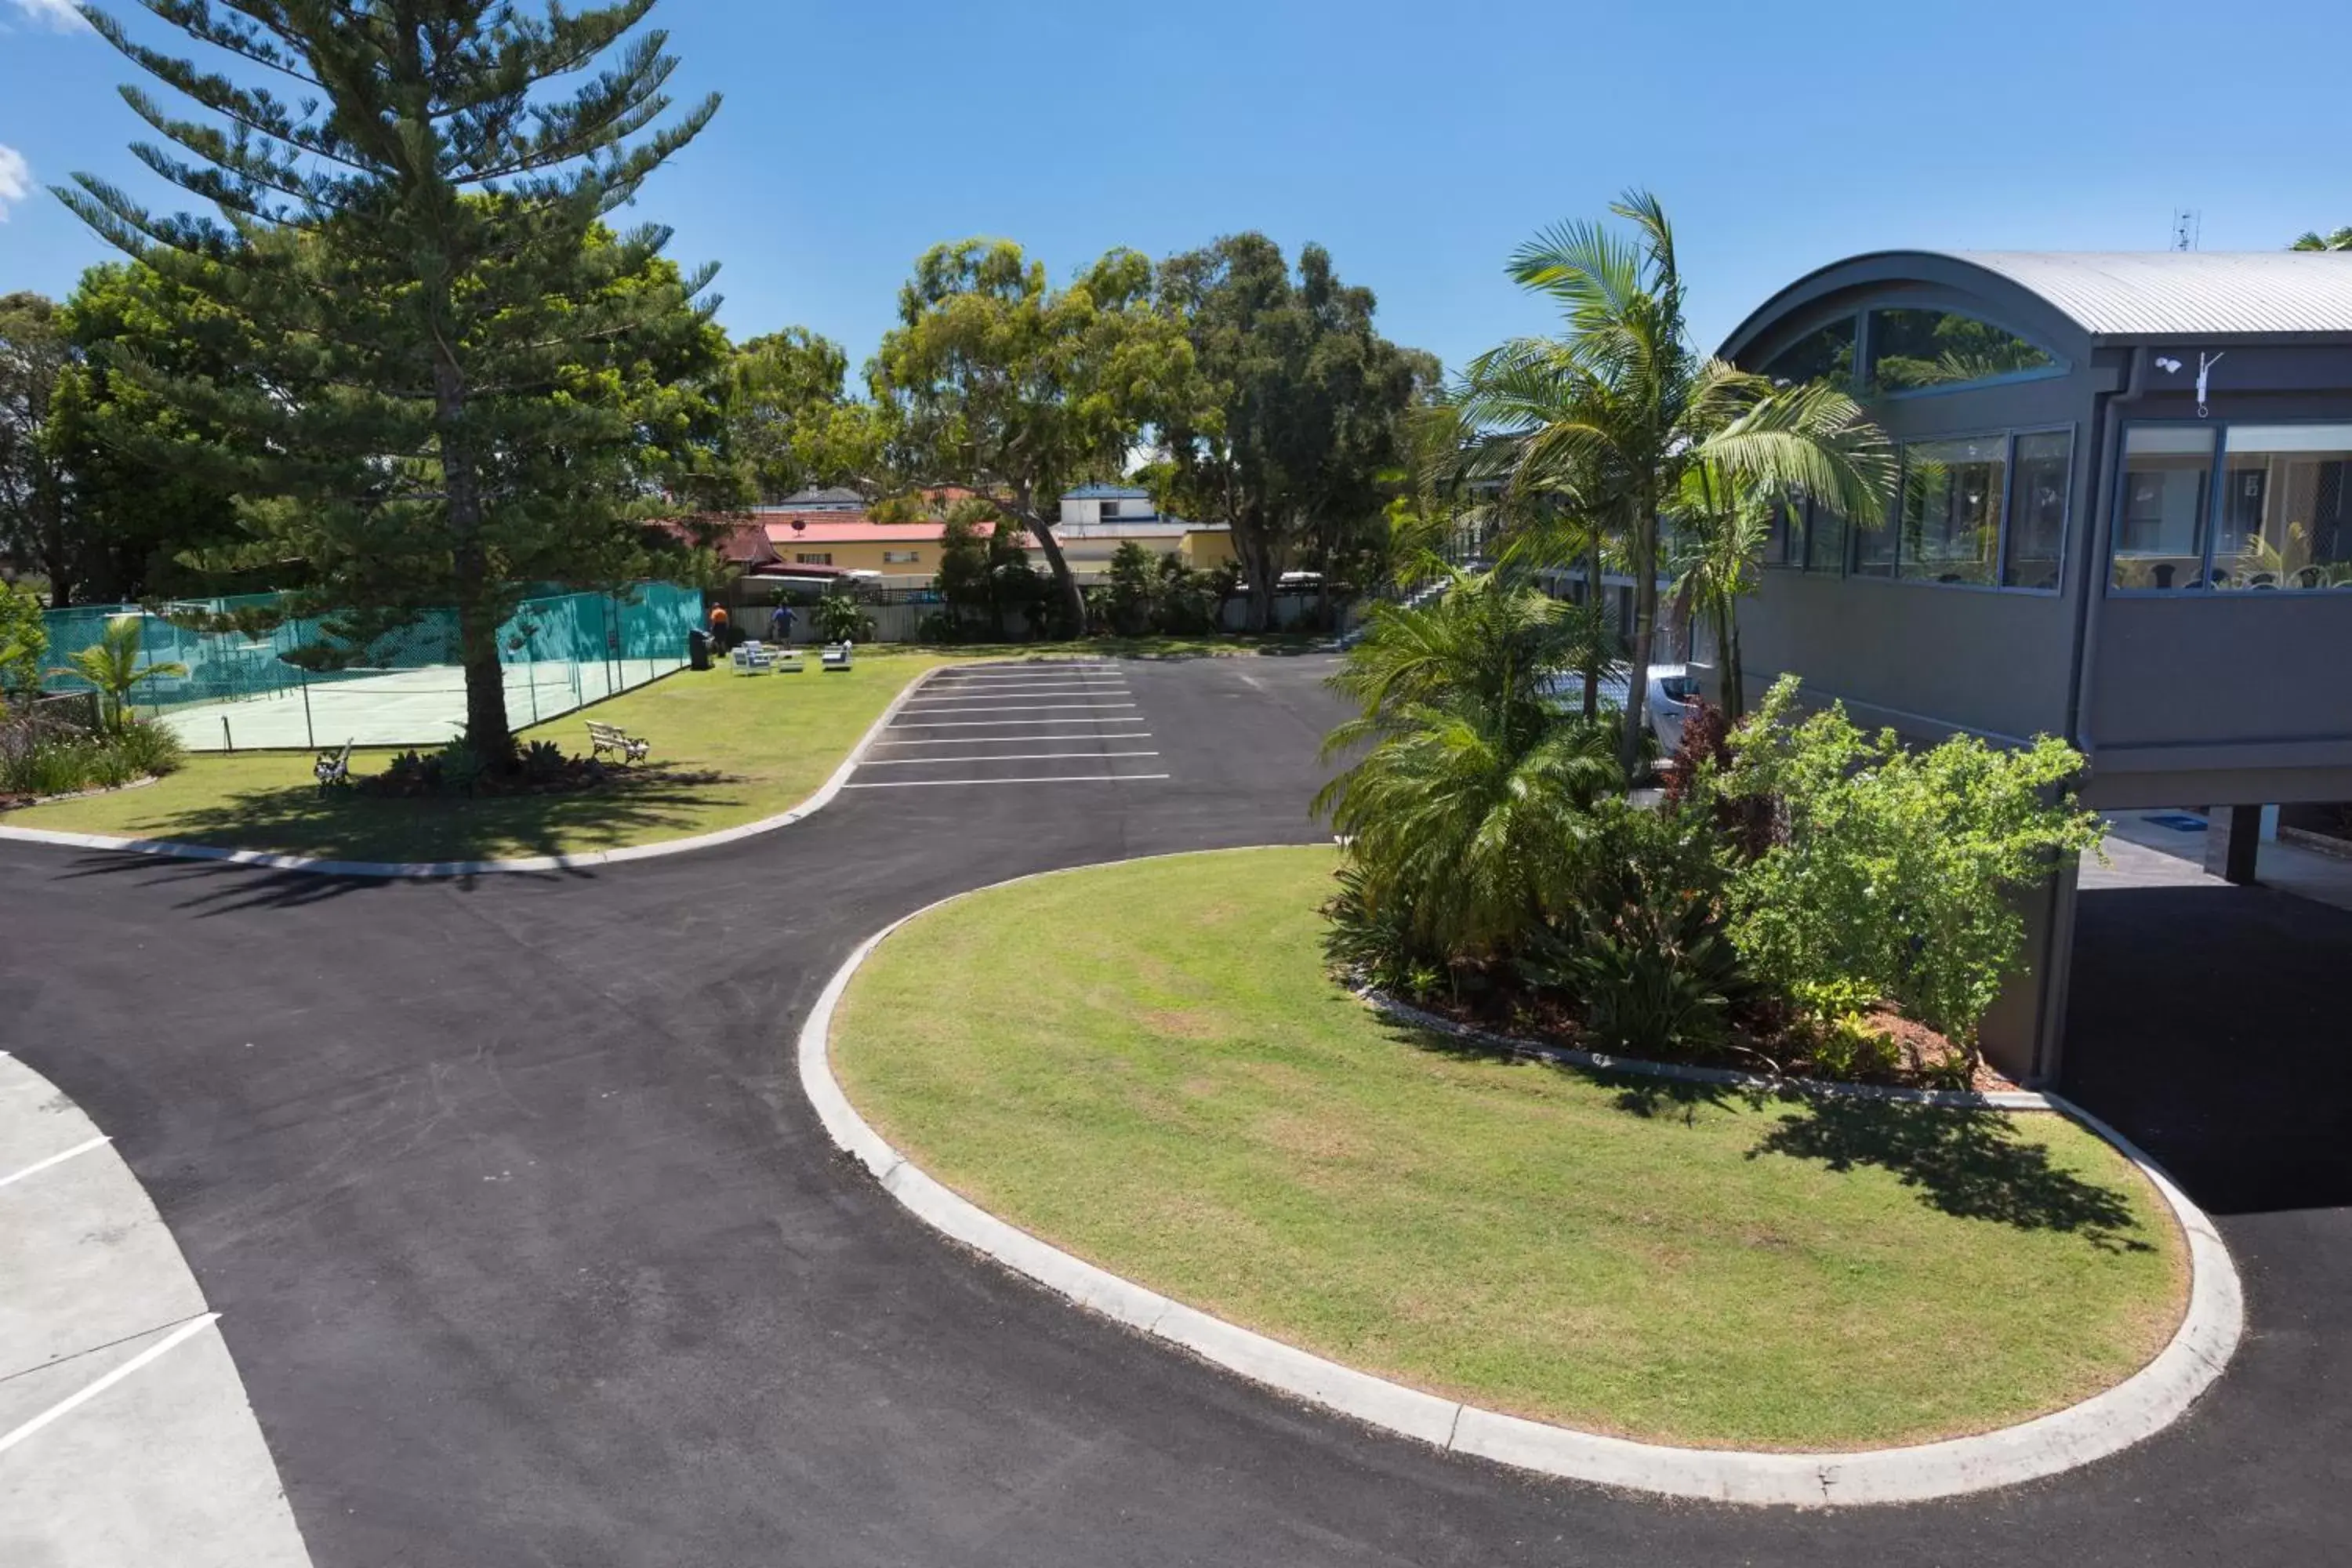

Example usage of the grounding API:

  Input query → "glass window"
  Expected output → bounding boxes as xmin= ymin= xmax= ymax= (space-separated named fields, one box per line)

xmin=1867 ymin=308 xmax=2057 ymax=394
xmin=1896 ymin=437 xmax=2005 ymax=584
xmin=2212 ymin=425 xmax=2352 ymax=590
xmin=2111 ymin=427 xmax=2214 ymax=591
xmin=796 ymin=551 xmax=833 ymax=565
xmin=1765 ymin=318 xmax=1857 ymax=390
xmin=1803 ymin=499 xmax=1847 ymax=575
xmin=883 ymin=549 xmax=921 ymax=564
xmin=1762 ymin=495 xmax=1799 ymax=567
xmin=2002 ymin=431 xmax=2072 ymax=590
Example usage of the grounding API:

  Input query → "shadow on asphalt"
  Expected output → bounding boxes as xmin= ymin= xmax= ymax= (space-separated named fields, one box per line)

xmin=2063 ymin=880 xmax=2352 ymax=1217
xmin=55 ymin=848 xmax=595 ymax=913
xmin=52 ymin=764 xmax=741 ymax=869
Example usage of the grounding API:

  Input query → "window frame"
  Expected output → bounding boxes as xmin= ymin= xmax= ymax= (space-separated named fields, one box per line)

xmin=1837 ymin=424 xmax=2072 ymax=597
xmin=2106 ymin=417 xmax=2352 ymax=597
xmin=1860 ymin=307 xmax=2072 ymax=401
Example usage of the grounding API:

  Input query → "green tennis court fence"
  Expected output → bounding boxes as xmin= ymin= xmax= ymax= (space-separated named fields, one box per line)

xmin=38 ymin=583 xmax=703 ymax=751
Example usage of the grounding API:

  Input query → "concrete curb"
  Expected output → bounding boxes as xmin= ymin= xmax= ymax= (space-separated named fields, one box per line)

xmin=798 ymin=851 xmax=2245 ymax=1508
xmin=0 ymin=659 xmax=1015 ymax=880
xmin=1358 ymin=988 xmax=2059 ymax=1111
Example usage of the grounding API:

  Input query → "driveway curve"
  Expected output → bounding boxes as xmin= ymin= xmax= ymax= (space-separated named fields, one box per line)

xmin=1 ymin=653 xmax=2344 ymax=1566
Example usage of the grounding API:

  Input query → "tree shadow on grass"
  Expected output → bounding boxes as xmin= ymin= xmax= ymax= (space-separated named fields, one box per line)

xmin=115 ymin=762 xmax=743 ymax=866
xmin=1382 ymin=1015 xmax=1761 ymax=1124
xmin=1751 ymin=1098 xmax=2154 ymax=1252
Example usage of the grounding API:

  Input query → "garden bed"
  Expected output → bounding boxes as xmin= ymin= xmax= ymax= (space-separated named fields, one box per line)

xmin=833 ymin=846 xmax=2187 ymax=1452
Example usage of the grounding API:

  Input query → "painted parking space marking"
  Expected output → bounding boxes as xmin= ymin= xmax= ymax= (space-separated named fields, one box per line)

xmin=894 ymin=702 xmax=1139 ymax=716
xmin=858 ymin=751 xmax=1160 ymax=766
xmin=845 ymin=773 xmax=1173 ymax=789
xmin=903 ymin=689 xmax=1131 ymax=702
xmin=0 ymin=1313 xmax=223 ymax=1457
xmin=887 ymin=717 xmax=1148 ymax=729
xmin=0 ymin=1134 xmax=112 ymax=1190
xmin=870 ymin=734 xmax=1152 ymax=748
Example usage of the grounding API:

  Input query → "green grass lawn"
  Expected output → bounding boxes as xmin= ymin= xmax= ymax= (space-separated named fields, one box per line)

xmin=833 ymin=846 xmax=2188 ymax=1451
xmin=2 ymin=651 xmax=958 ymax=862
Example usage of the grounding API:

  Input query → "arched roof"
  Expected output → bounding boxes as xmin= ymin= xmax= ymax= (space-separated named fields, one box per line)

xmin=1722 ymin=250 xmax=2352 ymax=363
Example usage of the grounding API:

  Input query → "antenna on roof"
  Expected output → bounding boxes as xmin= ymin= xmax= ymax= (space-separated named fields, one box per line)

xmin=2171 ymin=208 xmax=2201 ymax=252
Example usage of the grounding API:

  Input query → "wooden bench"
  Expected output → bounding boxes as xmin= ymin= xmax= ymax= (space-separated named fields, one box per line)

xmin=314 ymin=738 xmax=354 ymax=793
xmin=820 ymin=640 xmax=854 ymax=673
xmin=586 ymin=720 xmax=650 ymax=764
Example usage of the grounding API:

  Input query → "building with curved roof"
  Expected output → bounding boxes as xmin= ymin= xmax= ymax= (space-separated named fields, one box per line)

xmin=1720 ymin=249 xmax=2352 ymax=1080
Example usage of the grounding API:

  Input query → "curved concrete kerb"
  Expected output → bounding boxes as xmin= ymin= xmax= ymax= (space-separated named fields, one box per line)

xmin=799 ymin=853 xmax=2246 ymax=1508
xmin=0 ymin=656 xmax=1024 ymax=880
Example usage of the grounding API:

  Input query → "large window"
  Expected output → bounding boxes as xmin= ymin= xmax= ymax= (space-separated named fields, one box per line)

xmin=2111 ymin=428 xmax=2215 ymax=591
xmin=1896 ymin=437 xmax=2005 ymax=585
xmin=1766 ymin=318 xmax=1857 ymax=390
xmin=2004 ymin=431 xmax=2072 ymax=589
xmin=1867 ymin=308 xmax=2059 ymax=394
xmin=2212 ymin=425 xmax=2352 ymax=590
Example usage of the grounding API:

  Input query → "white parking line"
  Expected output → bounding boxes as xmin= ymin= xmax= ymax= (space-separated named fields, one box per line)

xmin=889 ymin=717 xmax=1146 ymax=728
xmin=0 ymin=1313 xmax=222 ymax=1456
xmin=870 ymin=732 xmax=1152 ymax=746
xmin=904 ymin=688 xmax=1131 ymax=702
xmin=895 ymin=702 xmax=1138 ymax=716
xmin=859 ymin=751 xmax=1161 ymax=766
xmin=0 ymin=1134 xmax=111 ymax=1189
xmin=845 ymin=773 xmax=1171 ymax=789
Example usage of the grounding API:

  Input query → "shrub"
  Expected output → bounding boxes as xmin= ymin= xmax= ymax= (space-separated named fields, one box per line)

xmin=0 ymin=583 xmax=45 ymax=696
xmin=1520 ymin=797 xmax=1744 ymax=1056
xmin=1322 ymin=858 xmax=1446 ymax=999
xmin=111 ymin=719 xmax=186 ymax=780
xmin=0 ymin=711 xmax=183 ymax=799
xmin=810 ymin=592 xmax=873 ymax=643
xmin=1720 ymin=676 xmax=2106 ymax=1063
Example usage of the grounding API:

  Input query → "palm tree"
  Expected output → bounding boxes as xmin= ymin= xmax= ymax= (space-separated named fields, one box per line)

xmin=53 ymin=615 xmax=185 ymax=731
xmin=1671 ymin=379 xmax=1893 ymax=720
xmin=2291 ymin=227 xmax=2352 ymax=252
xmin=1453 ymin=191 xmax=1893 ymax=772
xmin=1319 ymin=572 xmax=1620 ymax=957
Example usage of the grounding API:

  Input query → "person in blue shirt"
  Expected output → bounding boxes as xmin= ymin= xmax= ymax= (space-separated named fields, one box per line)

xmin=768 ymin=600 xmax=796 ymax=644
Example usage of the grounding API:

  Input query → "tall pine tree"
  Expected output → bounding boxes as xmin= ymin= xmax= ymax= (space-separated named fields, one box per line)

xmin=60 ymin=2 xmax=721 ymax=759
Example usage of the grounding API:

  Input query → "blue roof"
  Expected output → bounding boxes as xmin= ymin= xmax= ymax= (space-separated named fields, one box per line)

xmin=1064 ymin=483 xmax=1152 ymax=500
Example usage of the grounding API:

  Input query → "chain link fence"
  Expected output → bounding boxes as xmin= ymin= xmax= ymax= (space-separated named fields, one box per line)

xmin=38 ymin=583 xmax=702 ymax=751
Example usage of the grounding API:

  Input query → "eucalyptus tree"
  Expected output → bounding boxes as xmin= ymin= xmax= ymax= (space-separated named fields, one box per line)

xmin=1156 ymin=234 xmax=1431 ymax=632
xmin=871 ymin=239 xmax=1192 ymax=635
xmin=60 ymin=0 xmax=725 ymax=760
xmin=1454 ymin=192 xmax=1892 ymax=771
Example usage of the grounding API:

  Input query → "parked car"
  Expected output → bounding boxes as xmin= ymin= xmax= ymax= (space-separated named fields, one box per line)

xmin=1542 ymin=663 xmax=1700 ymax=752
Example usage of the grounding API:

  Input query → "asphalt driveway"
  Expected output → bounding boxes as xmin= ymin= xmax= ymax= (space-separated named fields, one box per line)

xmin=1 ymin=652 xmax=2346 ymax=1566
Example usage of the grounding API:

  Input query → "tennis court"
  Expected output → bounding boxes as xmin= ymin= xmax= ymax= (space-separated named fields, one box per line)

xmin=41 ymin=584 xmax=702 ymax=753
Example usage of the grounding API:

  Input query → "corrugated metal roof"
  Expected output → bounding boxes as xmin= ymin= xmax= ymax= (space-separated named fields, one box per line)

xmin=1945 ymin=252 xmax=2352 ymax=338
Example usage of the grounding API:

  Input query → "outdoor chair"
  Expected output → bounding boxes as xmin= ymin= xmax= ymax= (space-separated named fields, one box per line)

xmin=732 ymin=641 xmax=776 ymax=675
xmin=314 ymin=738 xmax=354 ymax=793
xmin=820 ymin=640 xmax=854 ymax=673
xmin=586 ymin=720 xmax=651 ymax=764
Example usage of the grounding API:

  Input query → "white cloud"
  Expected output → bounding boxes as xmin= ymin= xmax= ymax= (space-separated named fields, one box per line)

xmin=8 ymin=0 xmax=89 ymax=29
xmin=0 ymin=145 xmax=31 ymax=223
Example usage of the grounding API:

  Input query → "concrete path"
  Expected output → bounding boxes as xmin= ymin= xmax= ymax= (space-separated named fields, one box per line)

xmin=0 ymin=652 xmax=2344 ymax=1564
xmin=0 ymin=1054 xmax=311 ymax=1568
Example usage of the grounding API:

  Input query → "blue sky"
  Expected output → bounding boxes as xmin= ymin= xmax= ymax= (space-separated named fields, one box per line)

xmin=3 ymin=0 xmax=2349 ymax=377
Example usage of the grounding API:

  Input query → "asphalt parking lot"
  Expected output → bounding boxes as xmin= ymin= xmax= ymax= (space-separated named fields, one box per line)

xmin=848 ymin=659 xmax=1169 ymax=790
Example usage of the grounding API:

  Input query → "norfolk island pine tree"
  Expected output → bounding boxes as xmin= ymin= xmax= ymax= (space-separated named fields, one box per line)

xmin=57 ymin=0 xmax=730 ymax=764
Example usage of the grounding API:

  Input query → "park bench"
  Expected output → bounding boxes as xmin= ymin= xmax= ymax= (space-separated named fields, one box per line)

xmin=314 ymin=738 xmax=354 ymax=793
xmin=820 ymin=640 xmax=854 ymax=673
xmin=586 ymin=720 xmax=650 ymax=764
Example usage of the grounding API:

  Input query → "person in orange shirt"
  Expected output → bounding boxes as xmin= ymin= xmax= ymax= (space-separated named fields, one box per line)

xmin=708 ymin=602 xmax=730 ymax=652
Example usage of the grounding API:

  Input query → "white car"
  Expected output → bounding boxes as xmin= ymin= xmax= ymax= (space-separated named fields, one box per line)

xmin=1543 ymin=663 xmax=1700 ymax=752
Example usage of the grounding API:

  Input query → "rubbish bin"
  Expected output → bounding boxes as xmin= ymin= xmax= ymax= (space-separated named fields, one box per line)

xmin=687 ymin=628 xmax=712 ymax=671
